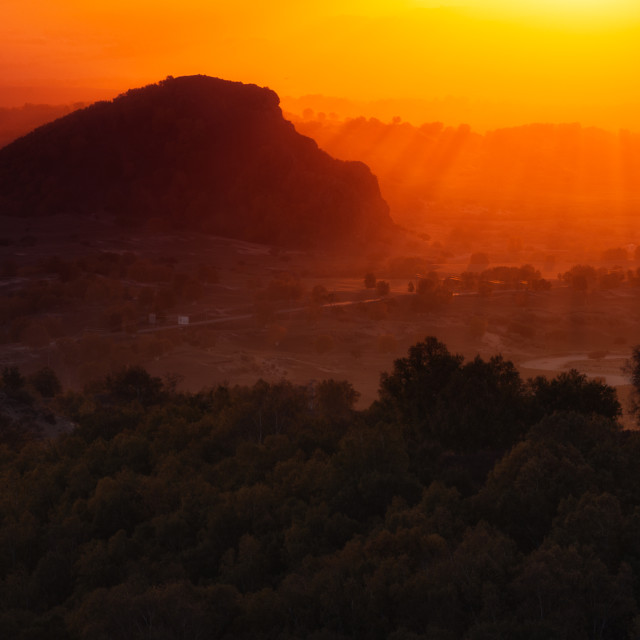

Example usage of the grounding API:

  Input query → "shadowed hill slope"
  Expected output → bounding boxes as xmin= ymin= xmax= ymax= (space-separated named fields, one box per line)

xmin=0 ymin=103 xmax=85 ymax=149
xmin=0 ymin=75 xmax=393 ymax=247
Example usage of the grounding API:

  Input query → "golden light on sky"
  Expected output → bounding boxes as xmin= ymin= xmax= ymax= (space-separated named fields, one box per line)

xmin=414 ymin=0 xmax=640 ymax=23
xmin=2 ymin=0 xmax=640 ymax=131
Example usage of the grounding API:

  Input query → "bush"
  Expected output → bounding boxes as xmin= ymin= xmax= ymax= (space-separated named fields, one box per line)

xmin=376 ymin=280 xmax=390 ymax=296
xmin=29 ymin=367 xmax=62 ymax=398
xmin=2 ymin=365 xmax=25 ymax=391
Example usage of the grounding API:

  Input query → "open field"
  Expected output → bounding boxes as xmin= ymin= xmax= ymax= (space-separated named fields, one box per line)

xmin=2 ymin=213 xmax=640 ymax=428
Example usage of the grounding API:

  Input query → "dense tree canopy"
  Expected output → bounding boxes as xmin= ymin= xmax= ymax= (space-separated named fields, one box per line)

xmin=0 ymin=337 xmax=638 ymax=639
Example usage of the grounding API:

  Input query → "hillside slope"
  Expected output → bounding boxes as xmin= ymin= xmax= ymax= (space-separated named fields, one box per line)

xmin=0 ymin=75 xmax=393 ymax=246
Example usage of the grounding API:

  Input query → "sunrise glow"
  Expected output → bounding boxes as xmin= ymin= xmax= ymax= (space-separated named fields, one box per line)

xmin=1 ymin=0 xmax=640 ymax=130
xmin=415 ymin=0 xmax=640 ymax=23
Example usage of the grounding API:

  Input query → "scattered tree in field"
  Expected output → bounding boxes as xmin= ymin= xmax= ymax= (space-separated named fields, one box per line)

xmin=468 ymin=251 xmax=489 ymax=270
xmin=560 ymin=264 xmax=597 ymax=291
xmin=601 ymin=247 xmax=628 ymax=263
xmin=375 ymin=280 xmax=390 ymax=296
xmin=364 ymin=272 xmax=376 ymax=288
xmin=311 ymin=284 xmax=331 ymax=304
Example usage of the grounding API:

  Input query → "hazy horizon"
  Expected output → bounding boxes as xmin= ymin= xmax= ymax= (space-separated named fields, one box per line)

xmin=3 ymin=1 xmax=640 ymax=131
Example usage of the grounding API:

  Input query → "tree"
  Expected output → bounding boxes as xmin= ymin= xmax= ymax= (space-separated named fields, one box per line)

xmin=511 ymin=544 xmax=636 ymax=638
xmin=376 ymin=280 xmax=390 ymax=296
xmin=311 ymin=284 xmax=331 ymax=304
xmin=315 ymin=379 xmax=360 ymax=421
xmin=378 ymin=338 xmax=529 ymax=452
xmin=626 ymin=345 xmax=640 ymax=425
xmin=416 ymin=273 xmax=438 ymax=295
xmin=28 ymin=366 xmax=62 ymax=398
xmin=479 ymin=436 xmax=595 ymax=549
xmin=443 ymin=355 xmax=528 ymax=450
xmin=529 ymin=370 xmax=621 ymax=422
xmin=364 ymin=272 xmax=376 ymax=288
xmin=104 ymin=366 xmax=164 ymax=407
xmin=450 ymin=522 xmax=518 ymax=628
xmin=467 ymin=252 xmax=489 ymax=271
xmin=561 ymin=265 xmax=597 ymax=292
xmin=601 ymin=247 xmax=628 ymax=263
xmin=2 ymin=366 xmax=25 ymax=392
xmin=378 ymin=337 xmax=463 ymax=430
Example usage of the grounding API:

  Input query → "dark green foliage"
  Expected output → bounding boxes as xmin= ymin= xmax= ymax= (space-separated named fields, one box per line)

xmin=627 ymin=345 xmax=640 ymax=425
xmin=0 ymin=341 xmax=638 ymax=639
xmin=314 ymin=379 xmax=359 ymax=423
xmin=377 ymin=337 xmax=621 ymax=460
xmin=377 ymin=338 xmax=529 ymax=454
xmin=2 ymin=365 xmax=25 ymax=391
xmin=477 ymin=437 xmax=595 ymax=549
xmin=378 ymin=337 xmax=464 ymax=431
xmin=0 ymin=414 xmax=36 ymax=451
xmin=28 ymin=366 xmax=62 ymax=398
xmin=529 ymin=370 xmax=621 ymax=422
xmin=104 ymin=365 xmax=164 ymax=407
xmin=375 ymin=280 xmax=390 ymax=296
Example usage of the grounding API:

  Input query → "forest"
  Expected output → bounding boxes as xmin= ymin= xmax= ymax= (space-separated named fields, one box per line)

xmin=1 ymin=337 xmax=640 ymax=639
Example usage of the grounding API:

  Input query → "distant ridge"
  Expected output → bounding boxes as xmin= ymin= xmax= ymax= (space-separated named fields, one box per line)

xmin=0 ymin=75 xmax=393 ymax=247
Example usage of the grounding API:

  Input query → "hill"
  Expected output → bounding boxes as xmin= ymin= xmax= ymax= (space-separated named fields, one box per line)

xmin=0 ymin=76 xmax=393 ymax=247
xmin=0 ymin=103 xmax=86 ymax=149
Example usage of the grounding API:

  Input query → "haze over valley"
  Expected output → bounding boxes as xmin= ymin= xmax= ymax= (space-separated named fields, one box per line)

xmin=3 ymin=1 xmax=640 ymax=637
xmin=2 ymin=75 xmax=639 ymax=418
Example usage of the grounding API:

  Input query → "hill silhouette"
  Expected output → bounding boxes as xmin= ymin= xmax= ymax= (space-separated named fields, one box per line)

xmin=290 ymin=115 xmax=640 ymax=209
xmin=0 ymin=103 xmax=86 ymax=149
xmin=0 ymin=75 xmax=392 ymax=246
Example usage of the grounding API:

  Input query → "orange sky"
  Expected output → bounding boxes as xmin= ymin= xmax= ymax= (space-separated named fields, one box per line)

xmin=2 ymin=0 xmax=640 ymax=131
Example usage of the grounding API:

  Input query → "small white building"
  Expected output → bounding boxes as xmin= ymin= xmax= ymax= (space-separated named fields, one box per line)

xmin=178 ymin=316 xmax=190 ymax=326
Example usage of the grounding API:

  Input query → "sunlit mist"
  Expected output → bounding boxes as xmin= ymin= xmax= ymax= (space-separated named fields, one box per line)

xmin=1 ymin=1 xmax=639 ymax=132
